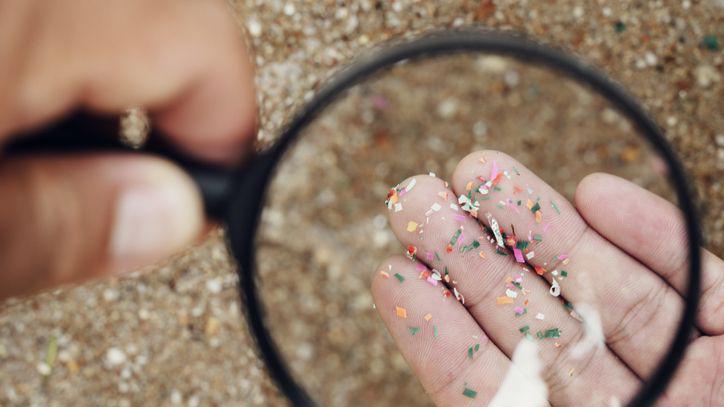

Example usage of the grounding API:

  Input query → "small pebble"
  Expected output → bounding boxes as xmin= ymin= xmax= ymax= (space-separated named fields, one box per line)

xmin=105 ymin=347 xmax=126 ymax=367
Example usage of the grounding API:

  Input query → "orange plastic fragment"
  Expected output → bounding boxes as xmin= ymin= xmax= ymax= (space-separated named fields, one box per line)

xmin=496 ymin=296 xmax=514 ymax=305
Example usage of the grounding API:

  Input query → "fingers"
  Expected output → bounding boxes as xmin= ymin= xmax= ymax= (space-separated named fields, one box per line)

xmin=450 ymin=150 xmax=686 ymax=378
xmin=371 ymin=255 xmax=510 ymax=405
xmin=0 ymin=154 xmax=203 ymax=300
xmin=575 ymin=173 xmax=724 ymax=334
xmin=0 ymin=0 xmax=256 ymax=163
xmin=386 ymin=175 xmax=638 ymax=404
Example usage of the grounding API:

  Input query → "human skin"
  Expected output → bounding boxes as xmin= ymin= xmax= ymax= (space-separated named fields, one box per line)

xmin=0 ymin=0 xmax=256 ymax=299
xmin=0 ymin=1 xmax=721 ymax=405
xmin=372 ymin=150 xmax=723 ymax=406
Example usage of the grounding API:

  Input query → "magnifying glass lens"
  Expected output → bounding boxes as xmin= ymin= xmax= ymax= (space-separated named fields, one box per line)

xmin=252 ymin=50 xmax=690 ymax=406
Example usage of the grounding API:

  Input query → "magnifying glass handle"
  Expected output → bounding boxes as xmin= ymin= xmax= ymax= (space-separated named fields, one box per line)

xmin=2 ymin=111 xmax=234 ymax=220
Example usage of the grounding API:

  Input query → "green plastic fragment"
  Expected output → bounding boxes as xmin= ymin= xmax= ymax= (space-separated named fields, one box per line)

xmin=519 ymin=325 xmax=530 ymax=334
xmin=533 ymin=234 xmax=543 ymax=242
xmin=463 ymin=387 xmax=478 ymax=399
xmin=530 ymin=201 xmax=541 ymax=213
xmin=409 ymin=327 xmax=420 ymax=336
xmin=561 ymin=270 xmax=568 ymax=278
xmin=614 ymin=21 xmax=626 ymax=33
xmin=394 ymin=273 xmax=405 ymax=282
xmin=433 ymin=325 xmax=439 ymax=337
xmin=516 ymin=240 xmax=529 ymax=250
xmin=495 ymin=248 xmax=508 ymax=256
xmin=450 ymin=228 xmax=462 ymax=246
xmin=460 ymin=240 xmax=481 ymax=253
xmin=536 ymin=328 xmax=561 ymax=339
xmin=435 ymin=252 xmax=442 ymax=262
xmin=551 ymin=200 xmax=561 ymax=215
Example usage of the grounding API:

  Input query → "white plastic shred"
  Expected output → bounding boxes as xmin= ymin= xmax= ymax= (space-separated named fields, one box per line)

xmin=490 ymin=339 xmax=548 ymax=407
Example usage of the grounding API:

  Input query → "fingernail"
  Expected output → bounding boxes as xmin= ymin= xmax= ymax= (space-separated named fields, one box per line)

xmin=109 ymin=182 xmax=202 ymax=273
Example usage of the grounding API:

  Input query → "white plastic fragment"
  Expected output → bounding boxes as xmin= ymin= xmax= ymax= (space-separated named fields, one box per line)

xmin=570 ymin=304 xmax=605 ymax=359
xmin=549 ymin=278 xmax=561 ymax=297
xmin=490 ymin=339 xmax=548 ymax=407
xmin=486 ymin=213 xmax=505 ymax=248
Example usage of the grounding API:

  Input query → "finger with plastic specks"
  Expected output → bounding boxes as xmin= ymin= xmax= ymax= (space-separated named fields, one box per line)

xmin=385 ymin=174 xmax=638 ymax=405
xmin=371 ymin=255 xmax=510 ymax=405
xmin=450 ymin=150 xmax=689 ymax=379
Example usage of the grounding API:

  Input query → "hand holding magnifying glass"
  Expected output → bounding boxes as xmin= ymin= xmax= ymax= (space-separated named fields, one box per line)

xmin=0 ymin=2 xmax=721 ymax=406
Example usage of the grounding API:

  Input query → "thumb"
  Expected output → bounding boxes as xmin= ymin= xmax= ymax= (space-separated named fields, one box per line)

xmin=0 ymin=153 xmax=203 ymax=300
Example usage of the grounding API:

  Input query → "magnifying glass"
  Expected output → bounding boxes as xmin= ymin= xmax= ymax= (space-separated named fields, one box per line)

xmin=6 ymin=30 xmax=701 ymax=406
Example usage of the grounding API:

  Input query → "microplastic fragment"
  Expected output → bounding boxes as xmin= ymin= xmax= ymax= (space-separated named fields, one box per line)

xmin=450 ymin=228 xmax=463 ymax=246
xmin=487 ymin=213 xmax=505 ymax=247
xmin=535 ymin=313 xmax=545 ymax=320
xmin=561 ymin=270 xmax=568 ymax=278
xmin=530 ymin=201 xmax=541 ymax=213
xmin=535 ymin=211 xmax=542 ymax=223
xmin=460 ymin=240 xmax=480 ymax=253
xmin=533 ymin=234 xmax=543 ymax=242
xmin=396 ymin=306 xmax=407 ymax=318
xmin=435 ymin=252 xmax=442 ymax=261
xmin=468 ymin=346 xmax=474 ymax=359
xmin=490 ymin=161 xmax=500 ymax=180
xmin=424 ymin=313 xmax=432 ymax=322
xmin=505 ymin=289 xmax=518 ymax=299
xmin=497 ymin=296 xmax=514 ymax=305
xmin=379 ymin=270 xmax=390 ymax=278
xmin=534 ymin=265 xmax=547 ymax=276
xmin=394 ymin=203 xmax=403 ymax=212
xmin=433 ymin=325 xmax=439 ymax=337
xmin=394 ymin=273 xmax=405 ymax=283
xmin=519 ymin=325 xmax=531 ymax=334
xmin=405 ymin=178 xmax=417 ymax=192
xmin=526 ymin=251 xmax=535 ymax=260
xmin=406 ymin=221 xmax=419 ymax=232
xmin=463 ymin=387 xmax=478 ymax=399
xmin=479 ymin=251 xmax=486 ymax=259
xmin=536 ymin=328 xmax=561 ymax=339
xmin=551 ymin=200 xmax=561 ymax=214
xmin=550 ymin=278 xmax=561 ymax=297
xmin=514 ymin=307 xmax=527 ymax=317
xmin=513 ymin=248 xmax=525 ymax=263
xmin=406 ymin=245 xmax=417 ymax=259
xmin=495 ymin=248 xmax=508 ymax=256
xmin=409 ymin=326 xmax=420 ymax=336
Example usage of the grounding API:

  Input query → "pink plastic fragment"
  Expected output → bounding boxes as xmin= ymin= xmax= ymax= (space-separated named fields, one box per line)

xmin=490 ymin=160 xmax=500 ymax=180
xmin=513 ymin=248 xmax=525 ymax=263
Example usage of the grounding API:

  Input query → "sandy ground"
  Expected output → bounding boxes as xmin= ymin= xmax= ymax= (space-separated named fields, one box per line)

xmin=1 ymin=1 xmax=722 ymax=406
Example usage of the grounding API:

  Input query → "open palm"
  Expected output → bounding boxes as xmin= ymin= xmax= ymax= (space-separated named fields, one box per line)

xmin=372 ymin=150 xmax=723 ymax=406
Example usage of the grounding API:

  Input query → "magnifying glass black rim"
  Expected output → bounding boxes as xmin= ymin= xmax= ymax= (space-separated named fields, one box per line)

xmin=226 ymin=29 xmax=702 ymax=407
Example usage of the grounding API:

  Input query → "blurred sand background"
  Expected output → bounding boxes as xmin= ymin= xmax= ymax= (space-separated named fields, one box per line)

xmin=1 ymin=1 xmax=722 ymax=406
